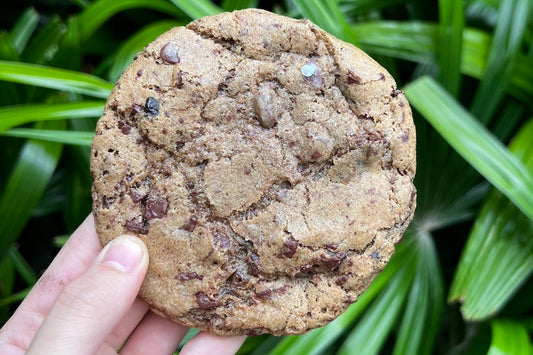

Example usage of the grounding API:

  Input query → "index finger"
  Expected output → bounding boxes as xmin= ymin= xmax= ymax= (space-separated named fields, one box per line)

xmin=0 ymin=214 xmax=102 ymax=351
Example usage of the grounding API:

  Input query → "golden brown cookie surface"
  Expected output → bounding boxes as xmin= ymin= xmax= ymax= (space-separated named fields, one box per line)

xmin=90 ymin=9 xmax=416 ymax=336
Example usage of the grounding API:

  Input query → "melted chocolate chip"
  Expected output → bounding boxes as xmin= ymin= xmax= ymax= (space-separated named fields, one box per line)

xmin=195 ymin=292 xmax=219 ymax=309
xmin=176 ymin=272 xmax=203 ymax=281
xmin=279 ymin=236 xmax=298 ymax=258
xmin=347 ymin=71 xmax=362 ymax=85
xmin=143 ymin=196 xmax=168 ymax=220
xmin=144 ymin=97 xmax=160 ymax=116
xmin=180 ymin=216 xmax=198 ymax=232
xmin=160 ymin=43 xmax=180 ymax=64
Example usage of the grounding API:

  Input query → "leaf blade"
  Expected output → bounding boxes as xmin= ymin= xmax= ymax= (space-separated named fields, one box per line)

xmin=404 ymin=76 xmax=533 ymax=222
xmin=0 ymin=61 xmax=113 ymax=98
xmin=0 ymin=101 xmax=104 ymax=131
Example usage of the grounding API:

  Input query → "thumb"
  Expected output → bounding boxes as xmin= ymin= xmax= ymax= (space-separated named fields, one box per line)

xmin=27 ymin=235 xmax=149 ymax=355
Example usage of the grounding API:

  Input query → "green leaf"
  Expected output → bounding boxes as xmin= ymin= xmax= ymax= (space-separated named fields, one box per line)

xmin=0 ymin=121 xmax=64 ymax=259
xmin=169 ymin=0 xmax=222 ymax=20
xmin=22 ymin=16 xmax=67 ymax=64
xmin=404 ymin=76 xmax=533 ymax=222
xmin=221 ymin=0 xmax=258 ymax=11
xmin=487 ymin=320 xmax=532 ymax=355
xmin=449 ymin=120 xmax=533 ymax=320
xmin=10 ymin=7 xmax=40 ymax=54
xmin=393 ymin=232 xmax=444 ymax=355
xmin=0 ymin=61 xmax=113 ymax=98
xmin=0 ymin=101 xmax=104 ymax=131
xmin=438 ymin=0 xmax=463 ymax=96
xmin=469 ymin=0 xmax=531 ymax=124
xmin=8 ymin=245 xmax=37 ymax=286
xmin=337 ymin=264 xmax=414 ymax=355
xmin=76 ymin=0 xmax=184 ymax=42
xmin=0 ymin=288 xmax=30 ymax=307
xmin=350 ymin=22 xmax=533 ymax=102
xmin=108 ymin=20 xmax=182 ymax=82
xmin=0 ymin=129 xmax=94 ymax=146
xmin=292 ymin=0 xmax=357 ymax=44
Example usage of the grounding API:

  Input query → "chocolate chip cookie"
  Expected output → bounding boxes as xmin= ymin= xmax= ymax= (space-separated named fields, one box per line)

xmin=90 ymin=8 xmax=416 ymax=336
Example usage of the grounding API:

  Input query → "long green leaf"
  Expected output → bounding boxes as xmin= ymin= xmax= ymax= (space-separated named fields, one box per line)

xmin=469 ymin=0 xmax=530 ymax=124
xmin=0 ymin=121 xmax=64 ymax=259
xmin=0 ymin=101 xmax=104 ymax=131
xmin=0 ymin=61 xmax=112 ymax=98
xmin=22 ymin=16 xmax=67 ymax=65
xmin=292 ymin=0 xmax=357 ymax=44
xmin=169 ymin=0 xmax=222 ymax=20
xmin=487 ymin=320 xmax=532 ymax=355
xmin=8 ymin=245 xmax=37 ymax=286
xmin=221 ymin=0 xmax=258 ymax=11
xmin=438 ymin=0 xmax=463 ymax=96
xmin=449 ymin=120 xmax=533 ymax=320
xmin=404 ymin=76 xmax=533 ymax=222
xmin=10 ymin=7 xmax=40 ymax=54
xmin=77 ymin=0 xmax=184 ymax=42
xmin=337 ymin=265 xmax=414 ymax=355
xmin=1 ymin=129 xmax=94 ymax=146
xmin=108 ymin=20 xmax=181 ymax=82
xmin=393 ymin=232 xmax=444 ymax=355
xmin=351 ymin=22 xmax=533 ymax=102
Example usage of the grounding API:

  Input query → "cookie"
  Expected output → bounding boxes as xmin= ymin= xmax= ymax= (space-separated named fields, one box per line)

xmin=90 ymin=9 xmax=416 ymax=336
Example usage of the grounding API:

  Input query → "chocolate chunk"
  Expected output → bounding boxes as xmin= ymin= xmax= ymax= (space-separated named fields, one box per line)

xmin=143 ymin=196 xmax=168 ymax=220
xmin=102 ymin=196 xmax=115 ymax=208
xmin=177 ymin=272 xmax=203 ymax=281
xmin=335 ymin=275 xmax=349 ymax=286
xmin=347 ymin=71 xmax=362 ymax=85
xmin=255 ymin=285 xmax=289 ymax=299
xmin=160 ymin=43 xmax=180 ymax=64
xmin=125 ymin=216 xmax=147 ymax=233
xmin=321 ymin=251 xmax=347 ymax=269
xmin=311 ymin=151 xmax=322 ymax=161
xmin=180 ymin=216 xmax=198 ymax=232
xmin=121 ymin=124 xmax=131 ymax=135
xmin=144 ymin=97 xmax=160 ymax=116
xmin=279 ymin=236 xmax=298 ymax=258
xmin=132 ymin=103 xmax=142 ymax=114
xmin=195 ymin=292 xmax=219 ymax=309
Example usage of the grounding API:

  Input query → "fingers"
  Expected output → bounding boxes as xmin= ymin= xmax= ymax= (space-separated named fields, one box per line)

xmin=180 ymin=333 xmax=247 ymax=355
xmin=0 ymin=214 xmax=101 ymax=351
xmin=26 ymin=236 xmax=149 ymax=355
xmin=119 ymin=311 xmax=188 ymax=355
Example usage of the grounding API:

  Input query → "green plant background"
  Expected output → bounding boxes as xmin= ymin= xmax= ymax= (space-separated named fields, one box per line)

xmin=1 ymin=0 xmax=532 ymax=354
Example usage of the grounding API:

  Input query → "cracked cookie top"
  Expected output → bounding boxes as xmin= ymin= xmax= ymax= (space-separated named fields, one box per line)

xmin=90 ymin=9 xmax=416 ymax=336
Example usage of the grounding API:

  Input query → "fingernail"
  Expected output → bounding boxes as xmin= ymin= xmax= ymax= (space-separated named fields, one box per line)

xmin=99 ymin=237 xmax=143 ymax=272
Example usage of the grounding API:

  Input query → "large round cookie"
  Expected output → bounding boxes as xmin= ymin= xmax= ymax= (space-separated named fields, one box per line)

xmin=90 ymin=9 xmax=416 ymax=336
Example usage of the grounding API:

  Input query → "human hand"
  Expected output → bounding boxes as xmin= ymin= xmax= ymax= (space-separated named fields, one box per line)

xmin=0 ymin=214 xmax=246 ymax=354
